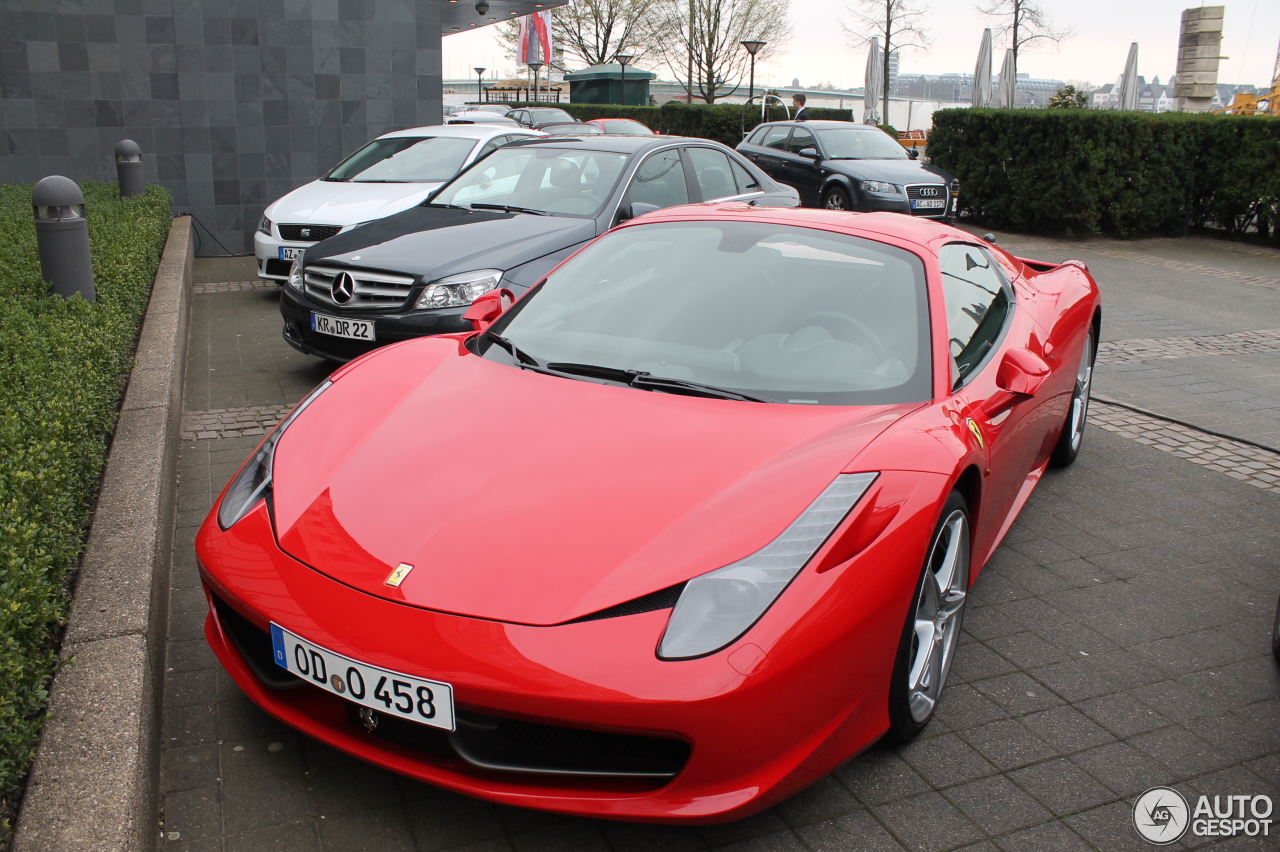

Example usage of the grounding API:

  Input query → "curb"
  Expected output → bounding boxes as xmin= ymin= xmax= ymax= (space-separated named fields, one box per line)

xmin=13 ymin=216 xmax=193 ymax=852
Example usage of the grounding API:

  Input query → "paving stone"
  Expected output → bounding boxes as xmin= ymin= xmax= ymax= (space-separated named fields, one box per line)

xmin=897 ymin=732 xmax=997 ymax=789
xmin=834 ymin=748 xmax=932 ymax=807
xmin=792 ymin=810 xmax=905 ymax=851
xmin=942 ymin=775 xmax=1052 ymax=834
xmin=960 ymin=720 xmax=1059 ymax=772
xmin=1007 ymin=758 xmax=1115 ymax=817
xmin=872 ymin=791 xmax=984 ymax=851
xmin=991 ymin=819 xmax=1095 ymax=851
xmin=773 ymin=776 xmax=862 ymax=827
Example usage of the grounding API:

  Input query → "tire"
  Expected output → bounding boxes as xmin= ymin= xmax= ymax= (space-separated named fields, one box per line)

xmin=886 ymin=491 xmax=970 ymax=743
xmin=1049 ymin=326 xmax=1096 ymax=468
xmin=1271 ymin=594 xmax=1280 ymax=665
xmin=823 ymin=186 xmax=852 ymax=211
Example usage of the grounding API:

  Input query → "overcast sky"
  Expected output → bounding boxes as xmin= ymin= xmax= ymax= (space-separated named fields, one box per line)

xmin=442 ymin=0 xmax=1280 ymax=91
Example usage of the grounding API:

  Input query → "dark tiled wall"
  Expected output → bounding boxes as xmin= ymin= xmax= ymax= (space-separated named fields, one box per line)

xmin=0 ymin=0 xmax=443 ymax=253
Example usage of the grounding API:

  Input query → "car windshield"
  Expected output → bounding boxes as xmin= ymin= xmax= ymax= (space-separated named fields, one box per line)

xmin=543 ymin=123 xmax=604 ymax=135
xmin=432 ymin=146 xmax=629 ymax=217
xmin=484 ymin=221 xmax=931 ymax=405
xmin=603 ymin=120 xmax=654 ymax=135
xmin=814 ymin=127 xmax=909 ymax=160
xmin=531 ymin=108 xmax=574 ymax=123
xmin=326 ymin=136 xmax=478 ymax=182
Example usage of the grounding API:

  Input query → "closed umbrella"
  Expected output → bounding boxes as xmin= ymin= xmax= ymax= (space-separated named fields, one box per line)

xmin=863 ymin=37 xmax=883 ymax=125
xmin=972 ymin=28 xmax=993 ymax=108
xmin=1117 ymin=42 xmax=1139 ymax=110
xmin=995 ymin=49 xmax=1016 ymax=108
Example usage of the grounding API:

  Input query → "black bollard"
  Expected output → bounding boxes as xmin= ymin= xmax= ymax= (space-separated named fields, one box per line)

xmin=115 ymin=139 xmax=144 ymax=198
xmin=32 ymin=176 xmax=95 ymax=301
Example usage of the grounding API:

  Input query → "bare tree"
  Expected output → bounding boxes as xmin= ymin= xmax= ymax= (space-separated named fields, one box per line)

xmin=844 ymin=0 xmax=930 ymax=123
xmin=976 ymin=0 xmax=1072 ymax=93
xmin=497 ymin=0 xmax=659 ymax=70
xmin=651 ymin=0 xmax=793 ymax=104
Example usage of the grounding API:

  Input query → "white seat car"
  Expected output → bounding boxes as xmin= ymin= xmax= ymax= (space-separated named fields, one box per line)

xmin=255 ymin=124 xmax=543 ymax=281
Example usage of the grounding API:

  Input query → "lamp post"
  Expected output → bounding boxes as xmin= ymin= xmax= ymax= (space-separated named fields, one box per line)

xmin=527 ymin=61 xmax=543 ymax=105
xmin=615 ymin=54 xmax=635 ymax=105
xmin=740 ymin=40 xmax=766 ymax=119
xmin=474 ymin=67 xmax=485 ymax=101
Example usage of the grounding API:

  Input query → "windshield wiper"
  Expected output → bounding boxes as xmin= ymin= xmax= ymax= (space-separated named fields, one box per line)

xmin=484 ymin=330 xmax=540 ymax=367
xmin=421 ymin=202 xmax=473 ymax=210
xmin=352 ymin=179 xmax=416 ymax=183
xmin=544 ymin=362 xmax=771 ymax=403
xmin=469 ymin=203 xmax=550 ymax=216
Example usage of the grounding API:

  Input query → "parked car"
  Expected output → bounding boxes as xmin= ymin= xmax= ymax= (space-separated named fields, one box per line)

xmin=446 ymin=110 xmax=522 ymax=127
xmin=539 ymin=122 xmax=605 ymax=136
xmin=585 ymin=117 xmax=656 ymax=136
xmin=255 ymin=125 xmax=542 ymax=281
xmin=201 ymin=205 xmax=1100 ymax=822
xmin=506 ymin=107 xmax=579 ymax=129
xmin=278 ymin=135 xmax=798 ymax=362
xmin=738 ymin=120 xmax=958 ymax=217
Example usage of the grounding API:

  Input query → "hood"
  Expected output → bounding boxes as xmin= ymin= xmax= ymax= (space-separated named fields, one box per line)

xmin=267 ymin=181 xmax=443 ymax=228
xmin=304 ymin=206 xmax=598 ymax=282
xmin=272 ymin=339 xmax=919 ymax=625
xmin=826 ymin=158 xmax=953 ymax=186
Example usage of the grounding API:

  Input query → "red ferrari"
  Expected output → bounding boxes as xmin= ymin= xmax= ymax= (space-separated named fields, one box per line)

xmin=197 ymin=206 xmax=1100 ymax=822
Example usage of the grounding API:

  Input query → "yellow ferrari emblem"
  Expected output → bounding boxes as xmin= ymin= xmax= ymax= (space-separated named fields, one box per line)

xmin=966 ymin=418 xmax=985 ymax=449
xmin=384 ymin=563 xmax=414 ymax=588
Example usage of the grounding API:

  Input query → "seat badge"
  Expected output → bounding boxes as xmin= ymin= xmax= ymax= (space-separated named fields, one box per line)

xmin=384 ymin=562 xmax=414 ymax=588
xmin=966 ymin=418 xmax=985 ymax=449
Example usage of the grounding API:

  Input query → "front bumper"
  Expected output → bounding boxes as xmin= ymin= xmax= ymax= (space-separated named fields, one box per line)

xmin=278 ymin=282 xmax=472 ymax=362
xmin=255 ymin=230 xmax=319 ymax=281
xmin=859 ymin=193 xmax=957 ymax=220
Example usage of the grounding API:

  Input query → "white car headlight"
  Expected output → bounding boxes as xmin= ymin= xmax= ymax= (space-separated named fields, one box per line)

xmin=287 ymin=261 xmax=305 ymax=291
xmin=860 ymin=181 xmax=897 ymax=195
xmin=414 ymin=269 xmax=503 ymax=310
xmin=658 ymin=472 xmax=879 ymax=660
xmin=217 ymin=380 xmax=331 ymax=530
xmin=258 ymin=215 xmax=273 ymax=235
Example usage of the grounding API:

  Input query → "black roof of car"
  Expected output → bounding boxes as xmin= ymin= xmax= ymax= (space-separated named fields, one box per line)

xmin=503 ymin=135 xmax=722 ymax=154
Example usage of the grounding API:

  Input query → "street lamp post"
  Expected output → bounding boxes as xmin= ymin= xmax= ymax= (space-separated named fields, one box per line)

xmin=527 ymin=61 xmax=543 ymax=105
xmin=740 ymin=40 xmax=766 ymax=120
xmin=474 ymin=67 xmax=485 ymax=100
xmin=614 ymin=54 xmax=635 ymax=105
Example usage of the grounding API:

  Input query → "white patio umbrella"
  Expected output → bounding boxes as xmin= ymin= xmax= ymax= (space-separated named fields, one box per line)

xmin=863 ymin=37 xmax=883 ymax=125
xmin=972 ymin=28 xmax=993 ymax=108
xmin=1116 ymin=42 xmax=1139 ymax=110
xmin=995 ymin=48 xmax=1016 ymax=108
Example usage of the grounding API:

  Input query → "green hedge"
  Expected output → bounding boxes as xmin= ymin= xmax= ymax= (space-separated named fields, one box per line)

xmin=927 ymin=109 xmax=1280 ymax=238
xmin=514 ymin=102 xmax=854 ymax=146
xmin=0 ymin=182 xmax=171 ymax=814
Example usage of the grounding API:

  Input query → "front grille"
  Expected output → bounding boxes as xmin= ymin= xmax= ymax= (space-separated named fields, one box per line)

xmin=278 ymin=223 xmax=342 ymax=242
xmin=904 ymin=184 xmax=950 ymax=218
xmin=303 ymin=263 xmax=417 ymax=310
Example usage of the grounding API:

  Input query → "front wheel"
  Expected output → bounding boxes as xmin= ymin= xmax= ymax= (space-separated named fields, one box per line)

xmin=1049 ymin=326 xmax=1096 ymax=467
xmin=886 ymin=491 xmax=970 ymax=743
xmin=823 ymin=187 xmax=852 ymax=211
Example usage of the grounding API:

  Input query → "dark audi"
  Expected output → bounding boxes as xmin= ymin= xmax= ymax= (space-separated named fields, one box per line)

xmin=281 ymin=135 xmax=798 ymax=362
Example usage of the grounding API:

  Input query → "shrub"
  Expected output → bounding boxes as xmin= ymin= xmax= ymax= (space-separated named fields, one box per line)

xmin=0 ymin=182 xmax=171 ymax=812
xmin=928 ymin=109 xmax=1280 ymax=238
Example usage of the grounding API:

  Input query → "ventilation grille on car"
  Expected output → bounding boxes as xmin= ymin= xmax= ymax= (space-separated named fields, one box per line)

xmin=279 ymin=224 xmax=342 ymax=242
xmin=303 ymin=263 xmax=417 ymax=309
xmin=567 ymin=583 xmax=686 ymax=624
xmin=904 ymin=184 xmax=950 ymax=218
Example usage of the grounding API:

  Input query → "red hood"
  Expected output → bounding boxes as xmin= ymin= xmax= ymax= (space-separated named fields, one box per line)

xmin=273 ymin=338 xmax=918 ymax=625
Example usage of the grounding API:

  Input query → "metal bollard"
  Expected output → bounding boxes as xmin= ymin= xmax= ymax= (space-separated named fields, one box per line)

xmin=115 ymin=139 xmax=144 ymax=198
xmin=32 ymin=175 xmax=95 ymax=301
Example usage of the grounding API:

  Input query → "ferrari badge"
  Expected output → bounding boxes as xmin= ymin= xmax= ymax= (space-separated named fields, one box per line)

xmin=384 ymin=562 xmax=414 ymax=588
xmin=966 ymin=418 xmax=985 ymax=449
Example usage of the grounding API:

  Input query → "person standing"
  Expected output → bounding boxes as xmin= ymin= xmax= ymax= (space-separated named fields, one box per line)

xmin=792 ymin=93 xmax=810 ymax=121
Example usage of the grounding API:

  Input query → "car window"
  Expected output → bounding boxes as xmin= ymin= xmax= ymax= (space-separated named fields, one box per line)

xmin=604 ymin=119 xmax=653 ymax=135
xmin=813 ymin=127 xmax=909 ymax=160
xmin=788 ymin=126 xmax=816 ymax=155
xmin=325 ymin=136 xmax=478 ymax=182
xmin=532 ymin=108 xmax=574 ymax=123
xmin=686 ymin=147 xmax=740 ymax=201
xmin=729 ymin=158 xmax=762 ymax=193
xmin=746 ymin=126 xmax=769 ymax=145
xmin=434 ymin=147 xmax=629 ymax=217
xmin=627 ymin=149 xmax=690 ymax=209
xmin=938 ymin=244 xmax=1011 ymax=387
xmin=760 ymin=126 xmax=790 ymax=150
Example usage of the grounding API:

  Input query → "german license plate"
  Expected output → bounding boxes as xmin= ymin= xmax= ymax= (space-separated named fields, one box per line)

xmin=311 ymin=312 xmax=374 ymax=341
xmin=279 ymin=247 xmax=304 ymax=261
xmin=911 ymin=198 xmax=946 ymax=209
xmin=271 ymin=623 xmax=456 ymax=731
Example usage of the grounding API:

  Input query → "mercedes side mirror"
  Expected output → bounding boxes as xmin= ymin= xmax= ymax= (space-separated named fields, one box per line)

xmin=463 ymin=288 xmax=514 ymax=332
xmin=798 ymin=147 xmax=820 ymax=159
xmin=624 ymin=202 xmax=660 ymax=221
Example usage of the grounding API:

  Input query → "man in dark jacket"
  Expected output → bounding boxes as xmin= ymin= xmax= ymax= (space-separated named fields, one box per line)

xmin=793 ymin=93 xmax=810 ymax=121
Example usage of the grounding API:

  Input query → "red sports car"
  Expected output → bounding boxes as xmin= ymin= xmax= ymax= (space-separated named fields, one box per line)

xmin=584 ymin=117 xmax=657 ymax=136
xmin=197 ymin=206 xmax=1100 ymax=823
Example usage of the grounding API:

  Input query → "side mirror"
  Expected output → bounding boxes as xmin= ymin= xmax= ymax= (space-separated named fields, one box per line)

xmin=462 ymin=287 xmax=514 ymax=332
xmin=797 ymin=147 xmax=820 ymax=159
xmin=624 ymin=202 xmax=660 ymax=221
xmin=996 ymin=348 xmax=1050 ymax=396
xmin=906 ymin=148 xmax=920 ymax=160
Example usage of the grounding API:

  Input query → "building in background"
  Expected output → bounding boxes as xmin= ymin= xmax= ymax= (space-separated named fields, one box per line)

xmin=1174 ymin=5 xmax=1225 ymax=112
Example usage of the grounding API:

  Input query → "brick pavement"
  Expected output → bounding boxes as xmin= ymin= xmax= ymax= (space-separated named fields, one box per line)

xmin=158 ymin=249 xmax=1280 ymax=851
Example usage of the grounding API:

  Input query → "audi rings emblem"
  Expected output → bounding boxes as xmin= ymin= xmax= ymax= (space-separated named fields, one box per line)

xmin=918 ymin=186 xmax=940 ymax=197
xmin=331 ymin=272 xmax=355 ymax=304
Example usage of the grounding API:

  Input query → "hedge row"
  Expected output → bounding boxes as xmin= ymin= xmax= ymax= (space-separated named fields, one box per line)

xmin=513 ymin=101 xmax=855 ymax=147
xmin=927 ymin=109 xmax=1280 ymax=239
xmin=0 ymin=183 xmax=171 ymax=811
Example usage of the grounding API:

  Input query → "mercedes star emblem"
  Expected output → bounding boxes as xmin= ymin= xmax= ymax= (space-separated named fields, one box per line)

xmin=331 ymin=271 xmax=355 ymax=304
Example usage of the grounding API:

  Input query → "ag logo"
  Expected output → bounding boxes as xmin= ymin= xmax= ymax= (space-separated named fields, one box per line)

xmin=1134 ymin=786 xmax=1189 ymax=844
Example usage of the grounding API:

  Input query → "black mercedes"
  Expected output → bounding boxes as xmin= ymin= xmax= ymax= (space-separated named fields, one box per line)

xmin=736 ymin=120 xmax=958 ymax=218
xmin=280 ymin=135 xmax=798 ymax=362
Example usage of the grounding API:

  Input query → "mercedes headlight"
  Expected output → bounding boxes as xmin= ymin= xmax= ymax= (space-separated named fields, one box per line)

xmin=860 ymin=181 xmax=897 ymax=195
xmin=258 ymin=215 xmax=273 ymax=235
xmin=658 ymin=473 xmax=878 ymax=660
xmin=287 ymin=261 xmax=305 ymax=291
xmin=414 ymin=269 xmax=502 ymax=310
xmin=217 ymin=380 xmax=332 ymax=530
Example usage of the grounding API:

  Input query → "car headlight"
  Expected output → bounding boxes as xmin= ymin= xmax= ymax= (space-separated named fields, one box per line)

xmin=860 ymin=181 xmax=897 ymax=195
xmin=217 ymin=380 xmax=331 ymax=530
xmin=287 ymin=261 xmax=305 ymax=291
xmin=414 ymin=269 xmax=503 ymax=310
xmin=258 ymin=215 xmax=273 ymax=235
xmin=658 ymin=472 xmax=879 ymax=660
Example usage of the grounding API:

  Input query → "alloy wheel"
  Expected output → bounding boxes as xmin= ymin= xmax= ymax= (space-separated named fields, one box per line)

xmin=905 ymin=509 xmax=969 ymax=723
xmin=825 ymin=192 xmax=847 ymax=210
xmin=1069 ymin=330 xmax=1094 ymax=452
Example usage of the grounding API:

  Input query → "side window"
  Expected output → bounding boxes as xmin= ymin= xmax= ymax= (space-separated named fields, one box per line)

xmin=627 ymin=149 xmax=690 ymax=209
xmin=788 ymin=126 xmax=816 ymax=155
xmin=729 ymin=158 xmax=761 ymax=193
xmin=747 ymin=125 xmax=771 ymax=145
xmin=686 ymin=147 xmax=738 ymax=201
xmin=938 ymin=244 xmax=1011 ymax=387
xmin=761 ymin=126 xmax=791 ymax=150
